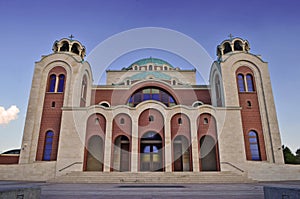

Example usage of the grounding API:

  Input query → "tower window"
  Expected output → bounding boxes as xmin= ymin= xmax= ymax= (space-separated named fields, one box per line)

xmin=43 ymin=131 xmax=54 ymax=161
xmin=223 ymin=42 xmax=232 ymax=54
xmin=57 ymin=74 xmax=65 ymax=92
xmin=234 ymin=41 xmax=243 ymax=51
xmin=95 ymin=118 xmax=100 ymax=125
xmin=248 ymin=131 xmax=261 ymax=161
xmin=49 ymin=74 xmax=56 ymax=92
xmin=247 ymin=100 xmax=252 ymax=107
xmin=246 ymin=74 xmax=254 ymax=92
xmin=237 ymin=74 xmax=245 ymax=92
xmin=51 ymin=101 xmax=56 ymax=108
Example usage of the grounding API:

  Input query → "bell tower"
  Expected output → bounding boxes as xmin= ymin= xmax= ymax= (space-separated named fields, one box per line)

xmin=19 ymin=37 xmax=92 ymax=164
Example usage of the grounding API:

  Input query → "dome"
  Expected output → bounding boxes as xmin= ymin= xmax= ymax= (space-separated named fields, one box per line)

xmin=217 ymin=37 xmax=250 ymax=59
xmin=126 ymin=57 xmax=174 ymax=70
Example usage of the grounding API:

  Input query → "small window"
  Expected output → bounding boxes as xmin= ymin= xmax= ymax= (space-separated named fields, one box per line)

xmin=43 ymin=131 xmax=54 ymax=161
xmin=247 ymin=100 xmax=252 ymax=107
xmin=223 ymin=42 xmax=232 ymax=54
xmin=120 ymin=118 xmax=125 ymax=124
xmin=237 ymin=74 xmax=245 ymax=92
xmin=204 ymin=118 xmax=208 ymax=124
xmin=149 ymin=65 xmax=153 ymax=71
xmin=49 ymin=74 xmax=56 ymax=92
xmin=172 ymin=80 xmax=176 ymax=85
xmin=134 ymin=66 xmax=138 ymax=70
xmin=149 ymin=115 xmax=154 ymax=122
xmin=57 ymin=74 xmax=65 ymax=92
xmin=126 ymin=80 xmax=130 ymax=85
xmin=164 ymin=66 xmax=168 ymax=71
xmin=178 ymin=118 xmax=182 ymax=125
xmin=246 ymin=74 xmax=254 ymax=92
xmin=51 ymin=101 xmax=55 ymax=108
xmin=234 ymin=40 xmax=243 ymax=51
xmin=95 ymin=118 xmax=100 ymax=125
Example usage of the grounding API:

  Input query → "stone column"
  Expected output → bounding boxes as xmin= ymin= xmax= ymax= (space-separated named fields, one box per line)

xmin=103 ymin=117 xmax=112 ymax=172
xmin=164 ymin=114 xmax=172 ymax=172
xmin=191 ymin=115 xmax=200 ymax=172
xmin=131 ymin=116 xmax=139 ymax=172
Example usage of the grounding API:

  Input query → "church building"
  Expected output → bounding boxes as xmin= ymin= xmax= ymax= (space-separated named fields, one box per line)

xmin=1 ymin=36 xmax=299 ymax=183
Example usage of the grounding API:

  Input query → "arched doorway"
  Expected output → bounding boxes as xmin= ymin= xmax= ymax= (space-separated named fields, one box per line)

xmin=200 ymin=135 xmax=218 ymax=171
xmin=86 ymin=135 xmax=104 ymax=171
xmin=173 ymin=135 xmax=192 ymax=171
xmin=140 ymin=132 xmax=163 ymax=171
xmin=113 ymin=135 xmax=130 ymax=171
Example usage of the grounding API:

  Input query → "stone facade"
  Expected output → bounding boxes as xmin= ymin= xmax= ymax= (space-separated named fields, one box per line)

xmin=1 ymin=37 xmax=299 ymax=182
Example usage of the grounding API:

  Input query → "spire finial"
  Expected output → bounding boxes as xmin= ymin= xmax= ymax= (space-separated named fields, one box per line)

xmin=228 ymin=33 xmax=234 ymax=40
xmin=69 ymin=34 xmax=74 ymax=40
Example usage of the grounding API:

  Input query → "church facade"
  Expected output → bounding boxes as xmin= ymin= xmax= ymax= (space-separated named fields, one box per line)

xmin=1 ymin=36 xmax=299 ymax=182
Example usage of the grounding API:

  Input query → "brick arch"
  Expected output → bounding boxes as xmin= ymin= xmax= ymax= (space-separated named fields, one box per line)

xmin=170 ymin=113 xmax=191 ymax=142
xmin=197 ymin=113 xmax=220 ymax=171
xmin=112 ymin=113 xmax=132 ymax=141
xmin=46 ymin=66 xmax=67 ymax=92
xmin=138 ymin=108 xmax=164 ymax=139
xmin=83 ymin=113 xmax=106 ymax=171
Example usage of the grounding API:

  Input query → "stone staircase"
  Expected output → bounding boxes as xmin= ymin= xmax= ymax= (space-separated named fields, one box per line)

xmin=50 ymin=171 xmax=255 ymax=184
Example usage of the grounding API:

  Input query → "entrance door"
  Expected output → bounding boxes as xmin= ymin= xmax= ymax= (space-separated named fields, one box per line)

xmin=173 ymin=143 xmax=183 ymax=171
xmin=120 ymin=141 xmax=130 ymax=171
xmin=140 ymin=132 xmax=163 ymax=171
xmin=200 ymin=136 xmax=218 ymax=171
xmin=86 ymin=135 xmax=104 ymax=171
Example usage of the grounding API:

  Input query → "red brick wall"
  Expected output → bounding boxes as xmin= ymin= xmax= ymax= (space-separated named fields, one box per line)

xmin=91 ymin=81 xmax=211 ymax=106
xmin=171 ymin=113 xmax=191 ymax=141
xmin=236 ymin=66 xmax=267 ymax=161
xmin=36 ymin=67 xmax=66 ymax=161
xmin=0 ymin=155 xmax=19 ymax=164
xmin=112 ymin=113 xmax=132 ymax=141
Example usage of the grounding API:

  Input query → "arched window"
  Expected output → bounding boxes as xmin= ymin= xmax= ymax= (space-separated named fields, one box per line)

xmin=149 ymin=65 xmax=153 ymax=70
xmin=178 ymin=118 xmax=182 ymax=125
xmin=204 ymin=118 xmax=208 ymax=124
xmin=60 ymin=42 xmax=69 ymax=52
xmin=57 ymin=74 xmax=65 ymax=92
xmin=120 ymin=118 xmax=125 ymax=124
xmin=164 ymin=66 xmax=168 ymax=71
xmin=223 ymin=42 xmax=232 ymax=54
xmin=237 ymin=74 xmax=245 ymax=92
xmin=43 ymin=131 xmax=54 ymax=161
xmin=246 ymin=74 xmax=254 ymax=92
xmin=149 ymin=115 xmax=154 ymax=122
xmin=127 ymin=87 xmax=176 ymax=107
xmin=248 ymin=131 xmax=261 ymax=161
xmin=71 ymin=43 xmax=80 ymax=55
xmin=134 ymin=66 xmax=138 ymax=70
xmin=49 ymin=74 xmax=56 ymax=92
xmin=234 ymin=40 xmax=243 ymax=51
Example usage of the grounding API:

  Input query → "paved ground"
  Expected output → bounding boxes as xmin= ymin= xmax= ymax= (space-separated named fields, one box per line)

xmin=0 ymin=181 xmax=300 ymax=199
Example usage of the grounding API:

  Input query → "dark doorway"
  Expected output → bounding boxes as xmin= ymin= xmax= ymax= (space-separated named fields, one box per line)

xmin=140 ymin=132 xmax=163 ymax=171
xmin=86 ymin=135 xmax=104 ymax=171
xmin=200 ymin=136 xmax=218 ymax=171
xmin=113 ymin=135 xmax=130 ymax=171
xmin=173 ymin=135 xmax=191 ymax=171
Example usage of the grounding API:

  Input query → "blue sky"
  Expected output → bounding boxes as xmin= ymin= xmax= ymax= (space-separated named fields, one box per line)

xmin=0 ymin=0 xmax=300 ymax=153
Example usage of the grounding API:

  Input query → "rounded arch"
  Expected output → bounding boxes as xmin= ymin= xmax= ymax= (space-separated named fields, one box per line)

xmin=85 ymin=113 xmax=106 ymax=142
xmin=112 ymin=113 xmax=132 ymax=141
xmin=112 ymin=135 xmax=131 ymax=172
xmin=120 ymin=80 xmax=180 ymax=106
xmin=170 ymin=113 xmax=191 ymax=141
xmin=138 ymin=108 xmax=164 ymax=139
xmin=223 ymin=42 xmax=232 ymax=54
xmin=126 ymin=85 xmax=177 ymax=107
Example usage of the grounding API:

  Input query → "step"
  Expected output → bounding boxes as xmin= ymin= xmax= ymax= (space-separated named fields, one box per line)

xmin=50 ymin=171 xmax=255 ymax=184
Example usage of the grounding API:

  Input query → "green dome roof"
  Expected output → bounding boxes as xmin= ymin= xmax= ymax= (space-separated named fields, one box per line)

xmin=127 ymin=57 xmax=173 ymax=70
xmin=129 ymin=71 xmax=172 ymax=81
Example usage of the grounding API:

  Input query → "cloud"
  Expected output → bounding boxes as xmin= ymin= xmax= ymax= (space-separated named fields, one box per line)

xmin=0 ymin=105 xmax=20 ymax=125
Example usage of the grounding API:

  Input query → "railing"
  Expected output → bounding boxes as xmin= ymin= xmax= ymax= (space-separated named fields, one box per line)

xmin=59 ymin=162 xmax=83 ymax=172
xmin=220 ymin=162 xmax=244 ymax=173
